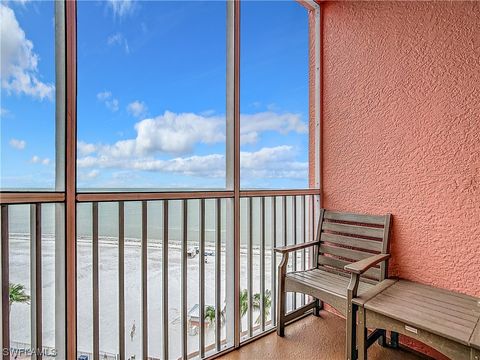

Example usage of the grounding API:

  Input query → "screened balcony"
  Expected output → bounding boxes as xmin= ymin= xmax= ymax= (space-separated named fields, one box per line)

xmin=1 ymin=0 xmax=479 ymax=360
xmin=1 ymin=0 xmax=323 ymax=359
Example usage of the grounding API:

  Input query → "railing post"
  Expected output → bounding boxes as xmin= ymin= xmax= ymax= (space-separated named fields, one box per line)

xmin=118 ymin=202 xmax=125 ymax=360
xmin=141 ymin=201 xmax=148 ymax=358
xmin=301 ymin=196 xmax=306 ymax=305
xmin=92 ymin=202 xmax=99 ymax=359
xmin=247 ymin=198 xmax=253 ymax=338
xmin=271 ymin=197 xmax=277 ymax=327
xmin=30 ymin=204 xmax=43 ymax=359
xmin=215 ymin=198 xmax=222 ymax=351
xmin=199 ymin=199 xmax=205 ymax=358
xmin=162 ymin=201 xmax=169 ymax=360
xmin=181 ymin=200 xmax=188 ymax=359
xmin=292 ymin=196 xmax=297 ymax=310
xmin=65 ymin=0 xmax=77 ymax=357
xmin=1 ymin=205 xmax=9 ymax=360
xmin=282 ymin=196 xmax=288 ymax=312
xmin=260 ymin=197 xmax=265 ymax=331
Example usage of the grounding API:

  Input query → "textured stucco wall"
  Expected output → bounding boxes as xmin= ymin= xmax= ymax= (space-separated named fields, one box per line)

xmin=320 ymin=1 xmax=480 ymax=358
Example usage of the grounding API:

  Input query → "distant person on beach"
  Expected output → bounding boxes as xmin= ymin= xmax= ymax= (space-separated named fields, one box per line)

xmin=130 ymin=321 xmax=136 ymax=341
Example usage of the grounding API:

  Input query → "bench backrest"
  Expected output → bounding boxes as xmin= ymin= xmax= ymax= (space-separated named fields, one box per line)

xmin=316 ymin=209 xmax=392 ymax=283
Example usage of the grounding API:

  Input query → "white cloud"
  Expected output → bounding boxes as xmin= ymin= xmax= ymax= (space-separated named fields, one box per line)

xmin=107 ymin=33 xmax=122 ymax=46
xmin=127 ymin=100 xmax=147 ymax=118
xmin=88 ymin=110 xmax=224 ymax=157
xmin=78 ymin=152 xmax=214 ymax=176
xmin=1 ymin=107 xmax=9 ymax=117
xmin=106 ymin=0 xmax=135 ymax=18
xmin=9 ymin=138 xmax=26 ymax=149
xmin=78 ymin=141 xmax=97 ymax=156
xmin=78 ymin=169 xmax=100 ymax=181
xmin=82 ymin=110 xmax=306 ymax=158
xmin=97 ymin=91 xmax=119 ymax=112
xmin=97 ymin=91 xmax=111 ymax=101
xmin=240 ymin=146 xmax=307 ymax=179
xmin=81 ymin=109 xmax=305 ymax=155
xmin=240 ymin=111 xmax=307 ymax=144
xmin=30 ymin=155 xmax=50 ymax=165
xmin=75 ymin=110 xmax=308 ymax=180
xmin=107 ymin=32 xmax=130 ymax=54
xmin=134 ymin=111 xmax=225 ymax=154
xmin=107 ymin=99 xmax=119 ymax=112
xmin=77 ymin=146 xmax=307 ymax=180
xmin=0 ymin=4 xmax=54 ymax=100
xmin=86 ymin=169 xmax=99 ymax=179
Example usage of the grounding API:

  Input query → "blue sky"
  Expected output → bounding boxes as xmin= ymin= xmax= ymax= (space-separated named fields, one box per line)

xmin=1 ymin=0 xmax=309 ymax=190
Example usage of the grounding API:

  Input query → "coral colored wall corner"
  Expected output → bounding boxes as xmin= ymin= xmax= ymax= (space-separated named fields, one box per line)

xmin=316 ymin=1 xmax=480 ymax=358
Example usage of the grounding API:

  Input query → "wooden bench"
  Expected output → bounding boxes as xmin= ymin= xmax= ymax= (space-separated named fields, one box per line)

xmin=354 ymin=279 xmax=480 ymax=360
xmin=274 ymin=209 xmax=394 ymax=360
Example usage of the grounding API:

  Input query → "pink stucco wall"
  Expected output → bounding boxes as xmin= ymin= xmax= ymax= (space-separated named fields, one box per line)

xmin=319 ymin=1 xmax=480 ymax=358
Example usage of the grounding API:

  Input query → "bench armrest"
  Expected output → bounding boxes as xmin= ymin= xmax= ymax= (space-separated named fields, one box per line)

xmin=344 ymin=253 xmax=391 ymax=275
xmin=274 ymin=241 xmax=319 ymax=254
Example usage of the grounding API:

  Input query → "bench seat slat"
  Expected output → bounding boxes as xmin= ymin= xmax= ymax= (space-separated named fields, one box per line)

xmin=298 ymin=270 xmax=356 ymax=293
xmin=288 ymin=273 xmax=348 ymax=297
xmin=324 ymin=210 xmax=386 ymax=226
xmin=300 ymin=266 xmax=378 ymax=285
xmin=286 ymin=269 xmax=374 ymax=299
xmin=296 ymin=268 xmax=350 ymax=285
xmin=319 ymin=244 xmax=374 ymax=262
xmin=317 ymin=255 xmax=381 ymax=281
xmin=322 ymin=221 xmax=385 ymax=239
xmin=321 ymin=233 xmax=383 ymax=252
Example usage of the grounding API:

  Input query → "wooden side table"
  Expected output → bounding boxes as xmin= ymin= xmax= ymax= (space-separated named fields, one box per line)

xmin=353 ymin=280 xmax=480 ymax=360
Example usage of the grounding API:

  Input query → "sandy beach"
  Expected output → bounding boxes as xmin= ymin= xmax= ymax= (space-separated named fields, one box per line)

xmin=8 ymin=236 xmax=303 ymax=359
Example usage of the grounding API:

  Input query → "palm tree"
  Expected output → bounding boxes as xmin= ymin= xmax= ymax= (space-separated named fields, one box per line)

xmin=253 ymin=290 xmax=272 ymax=324
xmin=9 ymin=283 xmax=30 ymax=307
xmin=204 ymin=304 xmax=226 ymax=326
xmin=240 ymin=289 xmax=249 ymax=318
xmin=239 ymin=289 xmax=273 ymax=324
xmin=205 ymin=305 xmax=216 ymax=326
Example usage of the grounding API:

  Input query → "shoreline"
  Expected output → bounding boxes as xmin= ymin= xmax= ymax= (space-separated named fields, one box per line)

xmin=9 ymin=233 xmax=274 ymax=253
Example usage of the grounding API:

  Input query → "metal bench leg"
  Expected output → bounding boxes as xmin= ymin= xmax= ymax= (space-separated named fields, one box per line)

xmin=277 ymin=253 xmax=288 ymax=337
xmin=390 ymin=331 xmax=399 ymax=348
xmin=313 ymin=298 xmax=323 ymax=317
xmin=377 ymin=332 xmax=387 ymax=347
xmin=277 ymin=287 xmax=286 ymax=336
xmin=357 ymin=306 xmax=367 ymax=360
xmin=346 ymin=273 xmax=360 ymax=360
xmin=346 ymin=302 xmax=358 ymax=360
